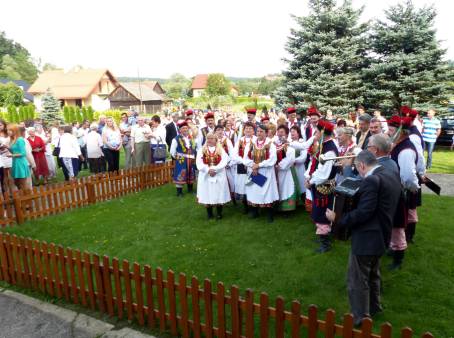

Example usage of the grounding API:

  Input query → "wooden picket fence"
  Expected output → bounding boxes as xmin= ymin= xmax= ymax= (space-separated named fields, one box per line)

xmin=0 ymin=162 xmax=174 ymax=227
xmin=0 ymin=233 xmax=434 ymax=338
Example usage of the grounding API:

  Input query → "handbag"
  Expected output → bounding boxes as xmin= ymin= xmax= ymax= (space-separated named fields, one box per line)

xmin=52 ymin=141 xmax=60 ymax=156
xmin=151 ymin=138 xmax=167 ymax=160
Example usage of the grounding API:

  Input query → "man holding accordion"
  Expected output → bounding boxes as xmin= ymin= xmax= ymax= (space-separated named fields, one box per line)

xmin=326 ymin=151 xmax=401 ymax=328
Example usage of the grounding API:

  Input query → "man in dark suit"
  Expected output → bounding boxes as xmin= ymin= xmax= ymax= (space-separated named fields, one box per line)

xmin=326 ymin=151 xmax=401 ymax=327
xmin=165 ymin=113 xmax=179 ymax=149
xmin=367 ymin=134 xmax=399 ymax=176
xmin=356 ymin=114 xmax=372 ymax=149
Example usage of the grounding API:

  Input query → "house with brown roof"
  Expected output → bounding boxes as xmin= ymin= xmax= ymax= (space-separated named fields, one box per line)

xmin=108 ymin=81 xmax=170 ymax=114
xmin=28 ymin=68 xmax=119 ymax=111
xmin=190 ymin=74 xmax=240 ymax=98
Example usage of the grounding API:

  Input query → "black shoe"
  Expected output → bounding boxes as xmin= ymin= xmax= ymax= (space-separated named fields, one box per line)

xmin=388 ymin=250 xmax=404 ymax=270
xmin=370 ymin=307 xmax=383 ymax=317
xmin=176 ymin=188 xmax=183 ymax=197
xmin=405 ymin=222 xmax=416 ymax=244
xmin=216 ymin=206 xmax=223 ymax=220
xmin=315 ymin=235 xmax=331 ymax=253
xmin=187 ymin=184 xmax=196 ymax=194
xmin=267 ymin=208 xmax=274 ymax=223
xmin=249 ymin=207 xmax=258 ymax=219
xmin=207 ymin=207 xmax=214 ymax=220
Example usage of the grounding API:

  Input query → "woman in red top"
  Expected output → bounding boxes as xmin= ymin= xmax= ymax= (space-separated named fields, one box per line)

xmin=27 ymin=127 xmax=49 ymax=184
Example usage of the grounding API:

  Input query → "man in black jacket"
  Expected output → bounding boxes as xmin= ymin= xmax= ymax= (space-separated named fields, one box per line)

xmin=326 ymin=151 xmax=401 ymax=327
xmin=165 ymin=113 xmax=179 ymax=149
xmin=356 ymin=114 xmax=372 ymax=149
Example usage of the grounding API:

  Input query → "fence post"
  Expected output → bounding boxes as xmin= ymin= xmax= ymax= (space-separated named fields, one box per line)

xmin=86 ymin=182 xmax=96 ymax=205
xmin=12 ymin=192 xmax=24 ymax=224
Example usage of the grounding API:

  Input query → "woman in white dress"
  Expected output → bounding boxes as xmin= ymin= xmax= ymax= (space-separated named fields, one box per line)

xmin=215 ymin=124 xmax=235 ymax=200
xmin=232 ymin=122 xmax=256 ymax=213
xmin=289 ymin=125 xmax=314 ymax=200
xmin=243 ymin=124 xmax=279 ymax=222
xmin=196 ymin=133 xmax=231 ymax=220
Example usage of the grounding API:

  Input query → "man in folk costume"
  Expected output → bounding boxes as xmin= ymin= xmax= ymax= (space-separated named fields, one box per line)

xmin=197 ymin=112 xmax=216 ymax=149
xmin=289 ymin=125 xmax=314 ymax=201
xmin=185 ymin=109 xmax=199 ymax=139
xmin=402 ymin=106 xmax=426 ymax=243
xmin=196 ymin=133 xmax=231 ymax=220
xmin=232 ymin=122 xmax=256 ymax=213
xmin=170 ymin=121 xmax=197 ymax=197
xmin=238 ymin=108 xmax=258 ymax=138
xmin=305 ymin=120 xmax=339 ymax=253
xmin=286 ymin=107 xmax=300 ymax=129
xmin=275 ymin=125 xmax=300 ymax=212
xmin=243 ymin=124 xmax=279 ymax=222
xmin=303 ymin=106 xmax=321 ymax=142
xmin=260 ymin=115 xmax=271 ymax=127
xmin=215 ymin=124 xmax=235 ymax=201
xmin=387 ymin=116 xmax=419 ymax=270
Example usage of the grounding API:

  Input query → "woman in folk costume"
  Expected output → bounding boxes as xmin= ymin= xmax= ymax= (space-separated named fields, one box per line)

xmin=215 ymin=124 xmax=235 ymax=200
xmin=170 ymin=121 xmax=197 ymax=197
xmin=196 ymin=133 xmax=231 ymax=220
xmin=232 ymin=122 xmax=256 ymax=213
xmin=243 ymin=124 xmax=279 ymax=222
xmin=289 ymin=125 xmax=314 ymax=201
xmin=224 ymin=118 xmax=237 ymax=146
xmin=274 ymin=125 xmax=300 ymax=212
xmin=304 ymin=120 xmax=338 ymax=253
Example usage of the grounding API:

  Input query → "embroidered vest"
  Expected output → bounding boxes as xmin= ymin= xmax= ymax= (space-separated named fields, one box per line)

xmin=175 ymin=135 xmax=196 ymax=155
xmin=309 ymin=139 xmax=339 ymax=179
xmin=248 ymin=140 xmax=270 ymax=164
xmin=202 ymin=148 xmax=221 ymax=166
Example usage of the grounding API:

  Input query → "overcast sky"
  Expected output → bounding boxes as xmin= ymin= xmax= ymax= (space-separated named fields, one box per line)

xmin=2 ymin=0 xmax=453 ymax=78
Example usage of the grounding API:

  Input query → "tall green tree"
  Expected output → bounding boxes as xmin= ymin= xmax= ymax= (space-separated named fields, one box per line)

xmin=40 ymin=89 xmax=63 ymax=124
xmin=162 ymin=73 xmax=191 ymax=99
xmin=0 ymin=82 xmax=23 ymax=106
xmin=206 ymin=73 xmax=230 ymax=97
xmin=0 ymin=32 xmax=38 ymax=83
xmin=274 ymin=0 xmax=368 ymax=113
xmin=363 ymin=1 xmax=454 ymax=112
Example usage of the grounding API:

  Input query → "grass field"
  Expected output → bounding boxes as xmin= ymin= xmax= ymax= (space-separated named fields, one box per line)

xmin=428 ymin=148 xmax=454 ymax=174
xmin=2 ymin=184 xmax=453 ymax=337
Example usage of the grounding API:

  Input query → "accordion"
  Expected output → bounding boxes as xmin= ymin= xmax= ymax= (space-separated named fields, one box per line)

xmin=332 ymin=178 xmax=362 ymax=241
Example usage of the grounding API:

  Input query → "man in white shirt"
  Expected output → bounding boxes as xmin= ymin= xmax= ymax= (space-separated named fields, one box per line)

xmin=131 ymin=117 xmax=152 ymax=166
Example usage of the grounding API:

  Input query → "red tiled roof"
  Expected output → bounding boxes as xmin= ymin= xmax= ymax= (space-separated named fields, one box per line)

xmin=191 ymin=74 xmax=208 ymax=89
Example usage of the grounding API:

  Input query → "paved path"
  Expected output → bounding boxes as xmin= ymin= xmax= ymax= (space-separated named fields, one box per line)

xmin=422 ymin=173 xmax=454 ymax=196
xmin=0 ymin=289 xmax=155 ymax=338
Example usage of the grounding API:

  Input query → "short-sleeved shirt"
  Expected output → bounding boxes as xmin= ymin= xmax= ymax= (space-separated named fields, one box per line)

xmin=131 ymin=124 xmax=152 ymax=143
xmin=422 ymin=117 xmax=441 ymax=143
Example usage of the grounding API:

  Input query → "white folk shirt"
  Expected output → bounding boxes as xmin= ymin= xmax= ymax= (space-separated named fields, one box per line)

xmin=131 ymin=124 xmax=152 ymax=144
xmin=304 ymin=140 xmax=336 ymax=186
xmin=169 ymin=136 xmax=193 ymax=158
xmin=290 ymin=137 xmax=314 ymax=193
xmin=276 ymin=141 xmax=296 ymax=201
xmin=409 ymin=134 xmax=426 ymax=176
xmin=398 ymin=149 xmax=419 ymax=192
xmin=196 ymin=147 xmax=231 ymax=205
xmin=242 ymin=138 xmax=280 ymax=205
xmin=232 ymin=135 xmax=256 ymax=195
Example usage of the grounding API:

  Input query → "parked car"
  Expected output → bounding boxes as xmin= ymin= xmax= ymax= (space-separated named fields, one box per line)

xmin=437 ymin=116 xmax=454 ymax=145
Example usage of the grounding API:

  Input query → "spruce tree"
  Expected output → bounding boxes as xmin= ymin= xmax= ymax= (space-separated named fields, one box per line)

xmin=274 ymin=0 xmax=368 ymax=114
xmin=363 ymin=0 xmax=454 ymax=112
xmin=40 ymin=88 xmax=64 ymax=124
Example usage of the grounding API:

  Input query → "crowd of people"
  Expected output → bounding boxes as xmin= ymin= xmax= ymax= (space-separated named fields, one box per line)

xmin=0 ymin=103 xmax=446 ymax=326
xmin=166 ymin=104 xmax=441 ymax=327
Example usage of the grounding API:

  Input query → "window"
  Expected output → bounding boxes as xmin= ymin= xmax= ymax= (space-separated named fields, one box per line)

xmin=75 ymin=99 xmax=82 ymax=107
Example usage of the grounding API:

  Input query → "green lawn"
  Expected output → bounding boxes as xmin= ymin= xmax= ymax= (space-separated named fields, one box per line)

xmin=2 ymin=185 xmax=453 ymax=337
xmin=428 ymin=148 xmax=454 ymax=174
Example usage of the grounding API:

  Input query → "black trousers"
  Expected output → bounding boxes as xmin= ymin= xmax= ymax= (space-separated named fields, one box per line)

xmin=347 ymin=252 xmax=382 ymax=323
xmin=104 ymin=149 xmax=120 ymax=172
